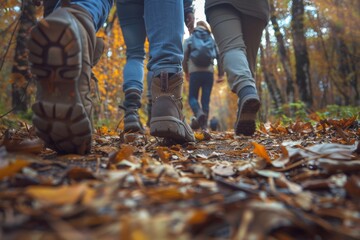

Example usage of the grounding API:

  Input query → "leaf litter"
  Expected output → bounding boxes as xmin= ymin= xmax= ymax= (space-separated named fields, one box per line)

xmin=0 ymin=117 xmax=359 ymax=239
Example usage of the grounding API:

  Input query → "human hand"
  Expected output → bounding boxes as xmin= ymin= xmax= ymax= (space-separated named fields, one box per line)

xmin=185 ymin=73 xmax=190 ymax=82
xmin=185 ymin=13 xmax=195 ymax=34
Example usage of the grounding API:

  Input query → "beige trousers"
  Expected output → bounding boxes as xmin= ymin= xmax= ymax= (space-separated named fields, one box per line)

xmin=206 ymin=4 xmax=267 ymax=93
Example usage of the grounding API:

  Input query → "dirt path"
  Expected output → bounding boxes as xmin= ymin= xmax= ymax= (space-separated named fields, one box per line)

xmin=1 ymin=118 xmax=360 ymax=239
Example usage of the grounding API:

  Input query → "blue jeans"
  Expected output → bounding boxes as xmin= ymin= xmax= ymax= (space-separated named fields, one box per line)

xmin=116 ymin=0 xmax=184 ymax=93
xmin=54 ymin=0 xmax=113 ymax=31
xmin=188 ymin=72 xmax=214 ymax=115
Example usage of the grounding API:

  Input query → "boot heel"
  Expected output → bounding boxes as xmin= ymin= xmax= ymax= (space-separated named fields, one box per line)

xmin=150 ymin=117 xmax=187 ymax=142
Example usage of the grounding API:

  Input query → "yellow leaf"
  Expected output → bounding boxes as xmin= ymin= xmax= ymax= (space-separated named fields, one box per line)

xmin=252 ymin=142 xmax=271 ymax=163
xmin=26 ymin=184 xmax=89 ymax=205
xmin=194 ymin=132 xmax=205 ymax=141
xmin=131 ymin=230 xmax=149 ymax=240
xmin=0 ymin=160 xmax=29 ymax=180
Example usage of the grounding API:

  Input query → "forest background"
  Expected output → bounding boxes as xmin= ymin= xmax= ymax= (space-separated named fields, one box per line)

xmin=0 ymin=0 xmax=359 ymax=130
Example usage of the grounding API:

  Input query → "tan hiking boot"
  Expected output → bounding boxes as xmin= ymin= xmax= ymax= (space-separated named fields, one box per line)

xmin=150 ymin=72 xmax=195 ymax=143
xmin=28 ymin=6 xmax=97 ymax=154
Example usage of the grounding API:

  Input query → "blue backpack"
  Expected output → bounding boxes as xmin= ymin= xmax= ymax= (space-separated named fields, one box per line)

xmin=189 ymin=29 xmax=216 ymax=67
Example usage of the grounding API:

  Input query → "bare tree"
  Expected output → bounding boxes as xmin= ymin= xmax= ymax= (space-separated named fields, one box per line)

xmin=11 ymin=0 xmax=36 ymax=113
xmin=270 ymin=0 xmax=295 ymax=107
xmin=291 ymin=0 xmax=313 ymax=108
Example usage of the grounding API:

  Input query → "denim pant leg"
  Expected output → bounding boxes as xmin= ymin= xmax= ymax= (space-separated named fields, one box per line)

xmin=199 ymin=72 xmax=214 ymax=115
xmin=55 ymin=0 xmax=113 ymax=31
xmin=188 ymin=73 xmax=202 ymax=115
xmin=144 ymin=0 xmax=184 ymax=76
xmin=117 ymin=0 xmax=147 ymax=93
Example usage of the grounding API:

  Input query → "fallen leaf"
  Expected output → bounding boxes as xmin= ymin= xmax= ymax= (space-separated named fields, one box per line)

xmin=26 ymin=184 xmax=90 ymax=205
xmin=2 ymin=138 xmax=44 ymax=154
xmin=194 ymin=132 xmax=205 ymax=141
xmin=211 ymin=164 xmax=236 ymax=177
xmin=65 ymin=167 xmax=97 ymax=182
xmin=110 ymin=144 xmax=136 ymax=164
xmin=252 ymin=142 xmax=271 ymax=163
xmin=0 ymin=159 xmax=30 ymax=180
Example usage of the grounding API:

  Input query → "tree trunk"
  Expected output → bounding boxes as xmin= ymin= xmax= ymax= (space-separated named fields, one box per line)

xmin=11 ymin=0 xmax=36 ymax=113
xmin=260 ymin=45 xmax=283 ymax=110
xmin=270 ymin=0 xmax=295 ymax=106
xmin=331 ymin=0 xmax=359 ymax=105
xmin=291 ymin=0 xmax=313 ymax=108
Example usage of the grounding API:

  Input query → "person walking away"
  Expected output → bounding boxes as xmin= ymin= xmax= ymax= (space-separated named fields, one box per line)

xmin=116 ymin=0 xmax=195 ymax=133
xmin=183 ymin=20 xmax=224 ymax=130
xmin=28 ymin=0 xmax=113 ymax=154
xmin=116 ymin=0 xmax=195 ymax=143
xmin=205 ymin=0 xmax=269 ymax=136
xmin=209 ymin=116 xmax=219 ymax=131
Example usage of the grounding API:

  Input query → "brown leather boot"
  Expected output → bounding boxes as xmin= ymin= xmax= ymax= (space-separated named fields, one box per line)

xmin=150 ymin=72 xmax=195 ymax=143
xmin=28 ymin=5 xmax=97 ymax=154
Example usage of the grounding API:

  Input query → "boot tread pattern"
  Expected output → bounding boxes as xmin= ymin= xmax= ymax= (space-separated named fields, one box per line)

xmin=28 ymin=13 xmax=91 ymax=154
xmin=235 ymin=97 xmax=260 ymax=136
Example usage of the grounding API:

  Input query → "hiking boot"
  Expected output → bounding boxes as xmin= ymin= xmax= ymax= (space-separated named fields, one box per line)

xmin=235 ymin=86 xmax=260 ymax=136
xmin=195 ymin=109 xmax=206 ymax=129
xmin=150 ymin=72 xmax=195 ymax=143
xmin=28 ymin=6 xmax=97 ymax=154
xmin=122 ymin=89 xmax=144 ymax=133
xmin=200 ymin=113 xmax=208 ymax=130
xmin=190 ymin=116 xmax=200 ymax=130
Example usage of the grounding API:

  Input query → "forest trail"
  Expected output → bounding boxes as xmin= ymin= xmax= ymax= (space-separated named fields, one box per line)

xmin=1 ymin=117 xmax=360 ymax=239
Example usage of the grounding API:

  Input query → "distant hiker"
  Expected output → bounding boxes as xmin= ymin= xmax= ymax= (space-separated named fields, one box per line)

xmin=183 ymin=20 xmax=224 ymax=130
xmin=209 ymin=116 xmax=219 ymax=131
xmin=205 ymin=0 xmax=270 ymax=136
xmin=116 ymin=0 xmax=195 ymax=143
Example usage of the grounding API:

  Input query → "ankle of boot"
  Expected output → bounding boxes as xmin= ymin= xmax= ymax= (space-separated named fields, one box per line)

xmin=237 ymin=86 xmax=258 ymax=103
xmin=124 ymin=89 xmax=142 ymax=109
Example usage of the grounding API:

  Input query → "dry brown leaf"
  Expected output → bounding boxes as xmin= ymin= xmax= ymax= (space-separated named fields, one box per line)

xmin=65 ymin=167 xmax=97 ymax=181
xmin=345 ymin=175 xmax=360 ymax=201
xmin=146 ymin=186 xmax=193 ymax=201
xmin=156 ymin=147 xmax=171 ymax=163
xmin=2 ymin=138 xmax=44 ymax=154
xmin=111 ymin=144 xmax=136 ymax=164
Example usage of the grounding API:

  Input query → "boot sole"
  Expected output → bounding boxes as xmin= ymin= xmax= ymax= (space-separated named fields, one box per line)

xmin=124 ymin=122 xmax=144 ymax=133
xmin=150 ymin=116 xmax=195 ymax=143
xmin=235 ymin=95 xmax=260 ymax=136
xmin=28 ymin=12 xmax=92 ymax=154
